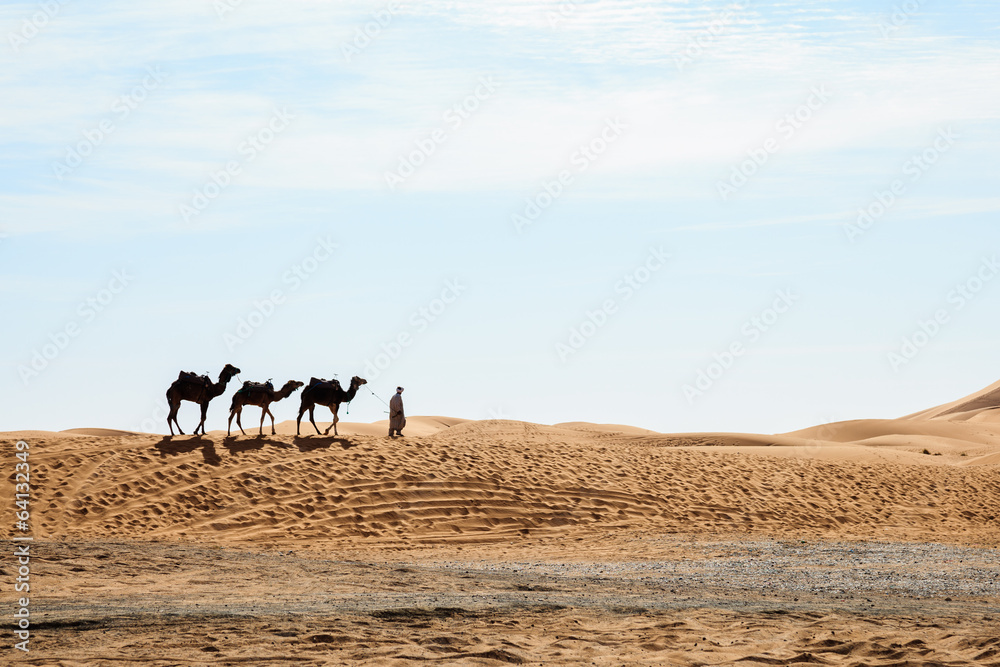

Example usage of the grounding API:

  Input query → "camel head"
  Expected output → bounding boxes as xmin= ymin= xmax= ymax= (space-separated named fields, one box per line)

xmin=350 ymin=376 xmax=368 ymax=389
xmin=220 ymin=364 xmax=241 ymax=382
xmin=274 ymin=380 xmax=304 ymax=400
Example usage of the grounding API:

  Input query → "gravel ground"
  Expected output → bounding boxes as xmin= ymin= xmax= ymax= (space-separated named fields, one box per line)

xmin=19 ymin=537 xmax=1000 ymax=625
xmin=428 ymin=539 xmax=1000 ymax=599
xmin=9 ymin=537 xmax=1000 ymax=666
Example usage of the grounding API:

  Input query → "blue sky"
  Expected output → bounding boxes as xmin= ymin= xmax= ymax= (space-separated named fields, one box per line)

xmin=2 ymin=0 xmax=999 ymax=435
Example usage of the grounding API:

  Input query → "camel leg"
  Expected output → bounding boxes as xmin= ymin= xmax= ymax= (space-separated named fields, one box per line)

xmin=309 ymin=405 xmax=321 ymax=435
xmin=296 ymin=402 xmax=307 ymax=435
xmin=258 ymin=405 xmax=267 ymax=436
xmin=265 ymin=405 xmax=276 ymax=435
xmin=325 ymin=404 xmax=340 ymax=436
xmin=227 ymin=407 xmax=235 ymax=436
xmin=195 ymin=402 xmax=209 ymax=436
xmin=235 ymin=406 xmax=246 ymax=436
xmin=167 ymin=398 xmax=184 ymax=436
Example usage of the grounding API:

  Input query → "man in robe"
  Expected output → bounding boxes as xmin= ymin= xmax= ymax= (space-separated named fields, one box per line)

xmin=389 ymin=386 xmax=405 ymax=437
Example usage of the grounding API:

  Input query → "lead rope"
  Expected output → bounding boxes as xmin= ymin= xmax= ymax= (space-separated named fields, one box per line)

xmin=344 ymin=380 xmax=375 ymax=415
xmin=366 ymin=386 xmax=392 ymax=414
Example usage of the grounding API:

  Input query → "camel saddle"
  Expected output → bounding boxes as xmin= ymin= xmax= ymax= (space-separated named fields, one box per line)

xmin=308 ymin=377 xmax=341 ymax=390
xmin=177 ymin=371 xmax=211 ymax=386
xmin=239 ymin=380 xmax=273 ymax=393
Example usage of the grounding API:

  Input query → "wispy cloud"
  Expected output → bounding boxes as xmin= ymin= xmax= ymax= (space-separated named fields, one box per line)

xmin=1 ymin=1 xmax=998 ymax=237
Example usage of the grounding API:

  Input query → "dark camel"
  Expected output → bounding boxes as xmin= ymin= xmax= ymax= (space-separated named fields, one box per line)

xmin=296 ymin=376 xmax=367 ymax=436
xmin=166 ymin=364 xmax=241 ymax=436
xmin=227 ymin=379 xmax=304 ymax=436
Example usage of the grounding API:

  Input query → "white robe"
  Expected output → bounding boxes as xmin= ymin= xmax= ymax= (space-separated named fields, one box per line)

xmin=389 ymin=393 xmax=405 ymax=431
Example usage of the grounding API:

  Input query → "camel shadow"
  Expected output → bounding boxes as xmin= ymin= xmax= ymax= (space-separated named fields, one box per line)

xmin=221 ymin=435 xmax=292 ymax=455
xmin=292 ymin=436 xmax=356 ymax=452
xmin=154 ymin=436 xmax=221 ymax=466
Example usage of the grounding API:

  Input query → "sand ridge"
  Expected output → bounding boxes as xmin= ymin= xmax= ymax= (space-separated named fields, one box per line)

xmin=5 ymin=382 xmax=1000 ymax=664
xmin=262 ymin=415 xmax=471 ymax=438
xmin=4 ymin=415 xmax=999 ymax=547
xmin=906 ymin=378 xmax=1000 ymax=421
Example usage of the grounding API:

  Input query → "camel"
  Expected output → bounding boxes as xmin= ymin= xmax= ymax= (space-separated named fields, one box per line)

xmin=166 ymin=364 xmax=241 ymax=436
xmin=227 ymin=379 xmax=304 ymax=436
xmin=296 ymin=375 xmax=367 ymax=436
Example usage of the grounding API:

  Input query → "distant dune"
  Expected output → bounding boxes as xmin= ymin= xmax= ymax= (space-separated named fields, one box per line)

xmin=905 ymin=377 xmax=1000 ymax=421
xmin=4 ymin=379 xmax=1000 ymax=547
xmin=252 ymin=415 xmax=471 ymax=438
xmin=554 ymin=422 xmax=661 ymax=436
xmin=62 ymin=427 xmax=144 ymax=437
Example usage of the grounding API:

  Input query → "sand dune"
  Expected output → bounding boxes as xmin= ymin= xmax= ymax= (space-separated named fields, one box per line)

xmin=906 ymin=378 xmax=1000 ymax=420
xmin=62 ymin=427 xmax=143 ymax=437
xmin=5 ymin=386 xmax=1000 ymax=664
xmin=555 ymin=421 xmax=661 ymax=436
xmin=5 ymin=413 xmax=998 ymax=546
xmin=245 ymin=415 xmax=470 ymax=438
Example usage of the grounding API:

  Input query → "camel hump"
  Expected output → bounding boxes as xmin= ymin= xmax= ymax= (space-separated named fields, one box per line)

xmin=308 ymin=377 xmax=341 ymax=389
xmin=178 ymin=371 xmax=210 ymax=385
xmin=241 ymin=380 xmax=273 ymax=392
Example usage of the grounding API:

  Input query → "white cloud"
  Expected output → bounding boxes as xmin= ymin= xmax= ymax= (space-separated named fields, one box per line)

xmin=1 ymin=0 xmax=998 ymax=234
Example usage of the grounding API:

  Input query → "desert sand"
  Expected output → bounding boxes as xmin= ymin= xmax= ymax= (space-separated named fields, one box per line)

xmin=3 ymin=382 xmax=1000 ymax=665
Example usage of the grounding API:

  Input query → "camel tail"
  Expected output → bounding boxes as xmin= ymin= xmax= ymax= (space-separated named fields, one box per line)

xmin=229 ymin=390 xmax=243 ymax=411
